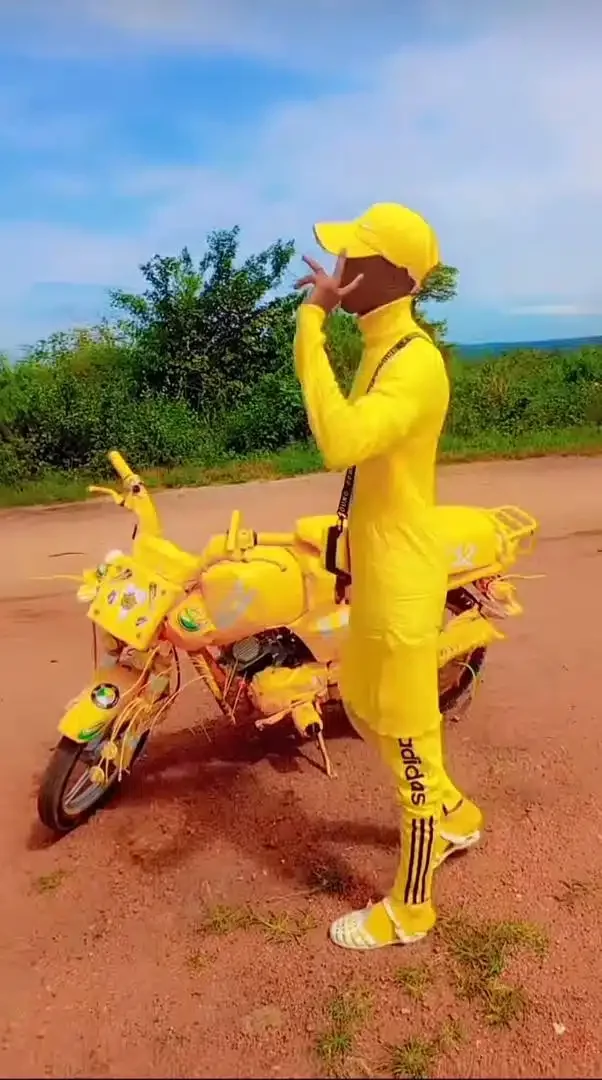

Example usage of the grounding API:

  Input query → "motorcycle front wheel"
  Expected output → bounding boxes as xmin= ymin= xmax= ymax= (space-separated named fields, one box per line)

xmin=37 ymin=726 xmax=148 ymax=834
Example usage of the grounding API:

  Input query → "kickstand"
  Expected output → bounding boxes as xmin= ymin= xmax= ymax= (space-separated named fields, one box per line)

xmin=316 ymin=730 xmax=336 ymax=779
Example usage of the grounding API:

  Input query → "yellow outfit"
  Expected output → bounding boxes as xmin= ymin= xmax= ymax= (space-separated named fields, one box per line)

xmin=293 ymin=203 xmax=482 ymax=949
xmin=295 ymin=297 xmax=448 ymax=736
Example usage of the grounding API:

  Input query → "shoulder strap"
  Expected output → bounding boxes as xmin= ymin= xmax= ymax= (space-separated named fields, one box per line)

xmin=335 ymin=332 xmax=424 ymax=523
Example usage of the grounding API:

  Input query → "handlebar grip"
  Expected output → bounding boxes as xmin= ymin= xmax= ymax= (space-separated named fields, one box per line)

xmin=108 ymin=450 xmax=134 ymax=482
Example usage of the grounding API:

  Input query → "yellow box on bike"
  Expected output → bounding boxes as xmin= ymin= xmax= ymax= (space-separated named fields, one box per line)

xmin=87 ymin=555 xmax=184 ymax=650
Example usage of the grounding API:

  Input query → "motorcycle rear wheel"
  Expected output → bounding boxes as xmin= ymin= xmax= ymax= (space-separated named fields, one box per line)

xmin=37 ymin=728 xmax=148 ymax=834
xmin=439 ymin=645 xmax=486 ymax=718
xmin=438 ymin=590 xmax=488 ymax=719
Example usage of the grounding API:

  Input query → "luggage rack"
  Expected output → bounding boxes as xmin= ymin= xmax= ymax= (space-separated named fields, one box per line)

xmin=488 ymin=505 xmax=538 ymax=561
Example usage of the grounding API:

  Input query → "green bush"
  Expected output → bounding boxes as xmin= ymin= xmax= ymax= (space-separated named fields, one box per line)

xmin=2 ymin=224 xmax=602 ymax=493
xmin=223 ymin=369 xmax=309 ymax=454
xmin=0 ymin=334 xmax=221 ymax=482
xmin=4 ymin=329 xmax=602 ymax=487
xmin=446 ymin=347 xmax=602 ymax=438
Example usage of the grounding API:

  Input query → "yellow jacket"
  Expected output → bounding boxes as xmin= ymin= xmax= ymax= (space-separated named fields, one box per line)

xmin=294 ymin=297 xmax=449 ymax=733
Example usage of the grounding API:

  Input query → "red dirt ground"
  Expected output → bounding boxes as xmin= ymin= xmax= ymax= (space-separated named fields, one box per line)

xmin=1 ymin=456 xmax=601 ymax=1079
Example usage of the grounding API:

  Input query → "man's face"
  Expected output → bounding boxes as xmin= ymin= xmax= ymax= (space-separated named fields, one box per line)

xmin=339 ymin=254 xmax=416 ymax=315
xmin=338 ymin=255 xmax=377 ymax=315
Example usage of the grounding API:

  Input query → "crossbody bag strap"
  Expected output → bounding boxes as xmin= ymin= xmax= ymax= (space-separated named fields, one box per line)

xmin=327 ymin=331 xmax=424 ymax=602
xmin=335 ymin=331 xmax=425 ymax=524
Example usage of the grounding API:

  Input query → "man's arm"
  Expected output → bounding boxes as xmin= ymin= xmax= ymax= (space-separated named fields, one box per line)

xmin=294 ymin=304 xmax=441 ymax=471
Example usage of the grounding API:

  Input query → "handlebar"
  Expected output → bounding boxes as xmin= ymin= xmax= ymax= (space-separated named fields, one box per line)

xmin=108 ymin=450 xmax=135 ymax=484
xmin=256 ymin=532 xmax=295 ymax=546
xmin=87 ymin=450 xmax=162 ymax=539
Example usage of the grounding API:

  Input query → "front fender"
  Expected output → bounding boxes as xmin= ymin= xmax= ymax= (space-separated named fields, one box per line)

xmin=58 ymin=665 xmax=143 ymax=744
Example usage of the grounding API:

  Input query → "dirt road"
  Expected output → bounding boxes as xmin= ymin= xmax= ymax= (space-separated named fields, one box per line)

xmin=1 ymin=456 xmax=601 ymax=1078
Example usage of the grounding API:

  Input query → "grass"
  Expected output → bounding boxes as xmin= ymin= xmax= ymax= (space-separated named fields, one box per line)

xmin=384 ymin=1021 xmax=465 ymax=1080
xmin=186 ymin=949 xmax=209 ymax=974
xmin=382 ymin=1017 xmax=465 ymax=1080
xmin=195 ymin=903 xmax=547 ymax=1074
xmin=315 ymin=988 xmax=372 ymax=1077
xmin=31 ymin=869 xmax=68 ymax=893
xmin=481 ymin=982 xmax=529 ymax=1027
xmin=3 ymin=425 xmax=602 ymax=509
xmin=198 ymin=902 xmax=316 ymax=943
xmin=199 ymin=902 xmax=255 ymax=936
xmin=393 ymin=964 xmax=433 ymax=1002
xmin=440 ymin=424 xmax=602 ymax=462
xmin=251 ymin=909 xmax=317 ymax=944
xmin=384 ymin=1036 xmax=439 ymax=1080
xmin=307 ymin=863 xmax=353 ymax=897
xmin=438 ymin=1017 xmax=465 ymax=1051
xmin=438 ymin=915 xmax=548 ymax=1027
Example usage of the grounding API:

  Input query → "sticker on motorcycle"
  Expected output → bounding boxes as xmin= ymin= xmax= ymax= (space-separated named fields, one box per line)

xmin=90 ymin=683 xmax=120 ymax=710
xmin=449 ymin=543 xmax=478 ymax=571
xmin=118 ymin=585 xmax=148 ymax=619
xmin=178 ymin=607 xmax=203 ymax=632
xmin=214 ymin=581 xmax=257 ymax=630
xmin=77 ymin=721 xmax=106 ymax=741
xmin=316 ymin=609 xmax=350 ymax=637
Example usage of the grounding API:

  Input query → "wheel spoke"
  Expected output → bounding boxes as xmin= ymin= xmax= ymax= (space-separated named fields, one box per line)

xmin=63 ymin=761 xmax=109 ymax=816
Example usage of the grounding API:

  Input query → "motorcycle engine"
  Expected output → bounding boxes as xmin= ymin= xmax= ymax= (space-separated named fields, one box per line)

xmin=221 ymin=629 xmax=312 ymax=679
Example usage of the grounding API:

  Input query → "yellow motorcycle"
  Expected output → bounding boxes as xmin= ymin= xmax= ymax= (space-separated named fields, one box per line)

xmin=37 ymin=451 xmax=538 ymax=834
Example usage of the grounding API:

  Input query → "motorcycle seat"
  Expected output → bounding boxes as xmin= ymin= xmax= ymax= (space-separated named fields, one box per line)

xmin=293 ymin=505 xmax=535 ymax=577
xmin=434 ymin=505 xmax=502 ymax=575
xmin=294 ymin=514 xmax=337 ymax=554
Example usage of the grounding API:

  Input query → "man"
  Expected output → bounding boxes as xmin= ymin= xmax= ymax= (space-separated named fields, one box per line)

xmin=294 ymin=203 xmax=482 ymax=951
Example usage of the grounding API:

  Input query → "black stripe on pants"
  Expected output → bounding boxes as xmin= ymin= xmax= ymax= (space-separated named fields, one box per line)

xmin=403 ymin=816 xmax=435 ymax=905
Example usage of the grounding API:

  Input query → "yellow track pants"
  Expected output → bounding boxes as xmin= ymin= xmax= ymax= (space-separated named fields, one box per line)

xmin=346 ymin=703 xmax=463 ymax=928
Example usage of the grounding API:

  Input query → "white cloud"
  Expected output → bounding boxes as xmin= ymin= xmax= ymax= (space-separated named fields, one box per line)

xmin=118 ymin=9 xmax=602 ymax=303
xmin=6 ymin=0 xmax=498 ymax=67
xmin=1 ymin=0 xmax=602 ymax=345
xmin=510 ymin=305 xmax=602 ymax=318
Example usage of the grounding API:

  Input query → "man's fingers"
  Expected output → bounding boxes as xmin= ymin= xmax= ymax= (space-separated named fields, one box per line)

xmin=294 ymin=274 xmax=316 ymax=290
xmin=339 ymin=272 xmax=364 ymax=297
xmin=301 ymin=253 xmax=324 ymax=274
xmin=333 ymin=250 xmax=347 ymax=284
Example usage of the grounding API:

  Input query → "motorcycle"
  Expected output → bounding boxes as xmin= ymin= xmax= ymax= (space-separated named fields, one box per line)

xmin=37 ymin=450 xmax=538 ymax=834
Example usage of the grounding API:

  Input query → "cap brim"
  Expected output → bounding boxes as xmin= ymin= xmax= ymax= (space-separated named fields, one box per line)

xmin=313 ymin=220 xmax=374 ymax=259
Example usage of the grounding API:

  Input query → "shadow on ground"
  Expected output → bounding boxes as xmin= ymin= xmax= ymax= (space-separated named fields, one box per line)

xmin=99 ymin=709 xmax=397 ymax=906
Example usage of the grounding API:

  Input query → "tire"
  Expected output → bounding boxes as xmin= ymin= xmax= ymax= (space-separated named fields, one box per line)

xmin=438 ymin=589 xmax=488 ymax=719
xmin=439 ymin=645 xmax=487 ymax=717
xmin=37 ymin=730 xmax=148 ymax=835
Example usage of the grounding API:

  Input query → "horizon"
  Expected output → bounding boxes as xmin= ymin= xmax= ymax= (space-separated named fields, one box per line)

xmin=456 ymin=332 xmax=602 ymax=350
xmin=3 ymin=322 xmax=602 ymax=362
xmin=1 ymin=2 xmax=601 ymax=351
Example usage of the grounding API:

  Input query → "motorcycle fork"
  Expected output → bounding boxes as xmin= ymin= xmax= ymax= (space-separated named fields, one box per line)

xmin=190 ymin=649 xmax=238 ymax=724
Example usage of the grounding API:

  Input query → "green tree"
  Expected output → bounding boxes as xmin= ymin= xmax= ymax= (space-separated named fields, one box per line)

xmin=412 ymin=263 xmax=458 ymax=346
xmin=110 ymin=228 xmax=297 ymax=414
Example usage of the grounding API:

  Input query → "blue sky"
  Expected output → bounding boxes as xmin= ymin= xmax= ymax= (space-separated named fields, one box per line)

xmin=1 ymin=0 xmax=601 ymax=352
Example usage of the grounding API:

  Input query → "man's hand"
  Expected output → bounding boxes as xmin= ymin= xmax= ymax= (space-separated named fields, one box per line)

xmin=295 ymin=252 xmax=363 ymax=314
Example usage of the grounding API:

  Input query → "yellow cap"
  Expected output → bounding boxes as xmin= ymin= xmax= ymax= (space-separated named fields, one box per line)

xmin=313 ymin=202 xmax=440 ymax=285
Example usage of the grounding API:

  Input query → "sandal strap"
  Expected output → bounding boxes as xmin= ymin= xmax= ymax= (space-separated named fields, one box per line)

xmin=382 ymin=898 xmax=426 ymax=944
xmin=330 ymin=907 xmax=379 ymax=950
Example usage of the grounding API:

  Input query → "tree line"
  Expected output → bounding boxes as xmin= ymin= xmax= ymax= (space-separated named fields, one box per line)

xmin=1 ymin=226 xmax=601 ymax=488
